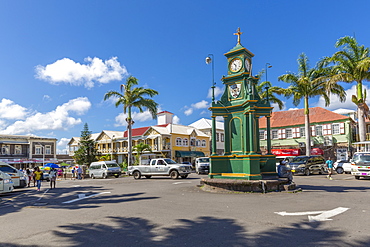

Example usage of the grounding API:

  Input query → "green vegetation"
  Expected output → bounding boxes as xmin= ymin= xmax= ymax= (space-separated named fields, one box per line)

xmin=73 ymin=123 xmax=100 ymax=166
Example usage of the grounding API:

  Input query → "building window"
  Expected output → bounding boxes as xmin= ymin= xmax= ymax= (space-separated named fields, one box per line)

xmin=190 ymin=138 xmax=196 ymax=146
xmin=272 ymin=130 xmax=278 ymax=139
xmin=201 ymin=140 xmax=206 ymax=147
xmin=300 ymin=127 xmax=305 ymax=137
xmin=196 ymin=139 xmax=201 ymax=147
xmin=183 ymin=138 xmax=188 ymax=146
xmin=14 ymin=145 xmax=22 ymax=155
xmin=35 ymin=145 xmax=42 ymax=155
xmin=221 ymin=133 xmax=224 ymax=142
xmin=315 ymin=126 xmax=323 ymax=136
xmin=45 ymin=145 xmax=51 ymax=155
xmin=216 ymin=133 xmax=219 ymax=142
xmin=2 ymin=145 xmax=10 ymax=155
xmin=332 ymin=123 xmax=340 ymax=135
xmin=176 ymin=138 xmax=182 ymax=146
xmin=286 ymin=129 xmax=293 ymax=139
xmin=259 ymin=131 xmax=265 ymax=140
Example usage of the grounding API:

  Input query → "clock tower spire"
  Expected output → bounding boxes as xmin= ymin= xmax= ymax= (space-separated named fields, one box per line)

xmin=233 ymin=27 xmax=243 ymax=45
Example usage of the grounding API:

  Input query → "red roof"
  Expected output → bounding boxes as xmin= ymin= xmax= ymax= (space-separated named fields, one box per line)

xmin=123 ymin=126 xmax=150 ymax=137
xmin=259 ymin=107 xmax=350 ymax=128
xmin=157 ymin=111 xmax=173 ymax=115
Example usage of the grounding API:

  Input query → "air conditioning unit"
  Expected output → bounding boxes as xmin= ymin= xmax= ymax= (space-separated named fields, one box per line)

xmin=324 ymin=136 xmax=333 ymax=146
xmin=298 ymin=142 xmax=305 ymax=148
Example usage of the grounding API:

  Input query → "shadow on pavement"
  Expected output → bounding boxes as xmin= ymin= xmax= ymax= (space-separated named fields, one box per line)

xmin=2 ymin=216 xmax=369 ymax=246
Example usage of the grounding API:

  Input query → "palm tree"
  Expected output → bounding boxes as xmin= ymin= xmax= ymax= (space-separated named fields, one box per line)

xmin=278 ymin=53 xmax=346 ymax=155
xmin=133 ymin=142 xmax=152 ymax=165
xmin=327 ymin=36 xmax=370 ymax=142
xmin=256 ymin=70 xmax=285 ymax=110
xmin=104 ymin=76 xmax=158 ymax=166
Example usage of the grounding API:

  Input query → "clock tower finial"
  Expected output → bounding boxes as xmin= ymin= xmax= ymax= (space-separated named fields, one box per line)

xmin=233 ymin=27 xmax=243 ymax=45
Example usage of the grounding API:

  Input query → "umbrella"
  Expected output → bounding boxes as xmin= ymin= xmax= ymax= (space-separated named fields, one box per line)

xmin=44 ymin=163 xmax=60 ymax=169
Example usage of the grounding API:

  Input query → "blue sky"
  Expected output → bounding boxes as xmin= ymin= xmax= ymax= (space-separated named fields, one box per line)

xmin=1 ymin=0 xmax=370 ymax=153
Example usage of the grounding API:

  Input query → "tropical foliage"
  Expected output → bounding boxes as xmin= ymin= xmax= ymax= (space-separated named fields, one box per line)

xmin=256 ymin=70 xmax=285 ymax=110
xmin=104 ymin=76 xmax=158 ymax=166
xmin=278 ymin=53 xmax=346 ymax=155
xmin=133 ymin=142 xmax=152 ymax=165
xmin=326 ymin=36 xmax=370 ymax=141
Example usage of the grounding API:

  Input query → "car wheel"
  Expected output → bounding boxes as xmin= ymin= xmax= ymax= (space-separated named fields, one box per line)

xmin=170 ymin=170 xmax=179 ymax=179
xmin=91 ymin=174 xmax=95 ymax=179
xmin=355 ymin=176 xmax=360 ymax=180
xmin=181 ymin=175 xmax=188 ymax=179
xmin=336 ymin=167 xmax=344 ymax=174
xmin=145 ymin=175 xmax=152 ymax=179
xmin=114 ymin=175 xmax=119 ymax=178
xmin=133 ymin=171 xmax=141 ymax=180
xmin=304 ymin=169 xmax=310 ymax=176
xmin=319 ymin=168 xmax=325 ymax=175
xmin=102 ymin=173 xmax=107 ymax=179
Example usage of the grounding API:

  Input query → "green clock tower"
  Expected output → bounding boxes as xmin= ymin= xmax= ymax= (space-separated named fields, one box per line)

xmin=209 ymin=28 xmax=276 ymax=180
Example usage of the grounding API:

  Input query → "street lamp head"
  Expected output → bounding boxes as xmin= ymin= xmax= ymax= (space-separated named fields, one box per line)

xmin=267 ymin=65 xmax=272 ymax=68
xmin=205 ymin=56 xmax=212 ymax=64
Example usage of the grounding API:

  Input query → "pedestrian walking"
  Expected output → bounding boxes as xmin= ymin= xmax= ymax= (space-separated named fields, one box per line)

xmin=71 ymin=167 xmax=75 ymax=180
xmin=26 ymin=168 xmax=32 ymax=187
xmin=34 ymin=167 xmax=43 ymax=191
xmin=63 ymin=168 xmax=67 ymax=180
xmin=326 ymin=157 xmax=334 ymax=180
xmin=49 ymin=168 xmax=57 ymax=189
xmin=32 ymin=166 xmax=37 ymax=187
xmin=77 ymin=166 xmax=82 ymax=180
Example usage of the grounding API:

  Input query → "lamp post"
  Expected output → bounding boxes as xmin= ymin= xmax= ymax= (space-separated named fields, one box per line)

xmin=205 ymin=54 xmax=215 ymax=103
xmin=111 ymin=135 xmax=115 ymax=161
xmin=206 ymin=54 xmax=217 ymax=156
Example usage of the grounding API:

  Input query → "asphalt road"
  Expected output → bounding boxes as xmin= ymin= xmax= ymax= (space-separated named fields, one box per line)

xmin=0 ymin=173 xmax=369 ymax=247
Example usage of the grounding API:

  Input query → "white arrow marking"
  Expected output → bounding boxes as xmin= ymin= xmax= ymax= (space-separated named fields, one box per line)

xmin=173 ymin=182 xmax=192 ymax=184
xmin=62 ymin=192 xmax=111 ymax=204
xmin=275 ymin=207 xmax=349 ymax=222
xmin=275 ymin=211 xmax=325 ymax=216
xmin=308 ymin=207 xmax=349 ymax=222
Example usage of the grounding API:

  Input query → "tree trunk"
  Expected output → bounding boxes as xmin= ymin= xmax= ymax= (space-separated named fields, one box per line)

xmin=304 ymin=97 xmax=311 ymax=155
xmin=358 ymin=107 xmax=366 ymax=142
xmin=127 ymin=107 xmax=133 ymax=166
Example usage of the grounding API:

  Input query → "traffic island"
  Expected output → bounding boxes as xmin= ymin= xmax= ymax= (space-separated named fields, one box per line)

xmin=200 ymin=178 xmax=298 ymax=193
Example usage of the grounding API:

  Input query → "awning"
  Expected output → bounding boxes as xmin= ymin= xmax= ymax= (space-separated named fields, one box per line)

xmin=175 ymin=151 xmax=205 ymax=157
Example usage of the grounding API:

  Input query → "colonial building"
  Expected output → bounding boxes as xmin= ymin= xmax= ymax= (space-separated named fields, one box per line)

xmin=68 ymin=111 xmax=210 ymax=165
xmin=0 ymin=134 xmax=57 ymax=169
xmin=189 ymin=118 xmax=225 ymax=155
xmin=259 ymin=107 xmax=356 ymax=160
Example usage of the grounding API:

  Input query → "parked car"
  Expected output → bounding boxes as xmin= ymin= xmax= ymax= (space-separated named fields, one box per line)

xmin=195 ymin=157 xmax=210 ymax=174
xmin=89 ymin=161 xmax=122 ymax=179
xmin=275 ymin=156 xmax=295 ymax=172
xmin=0 ymin=170 xmax=14 ymax=194
xmin=286 ymin=155 xmax=326 ymax=176
xmin=334 ymin=160 xmax=352 ymax=174
xmin=350 ymin=152 xmax=370 ymax=179
xmin=0 ymin=162 xmax=27 ymax=188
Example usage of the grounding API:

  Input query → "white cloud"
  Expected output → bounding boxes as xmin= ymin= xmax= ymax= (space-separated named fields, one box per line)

xmin=173 ymin=115 xmax=180 ymax=124
xmin=114 ymin=110 xmax=155 ymax=127
xmin=288 ymin=108 xmax=299 ymax=111
xmin=271 ymin=101 xmax=286 ymax=112
xmin=35 ymin=57 xmax=128 ymax=89
xmin=0 ymin=98 xmax=28 ymax=119
xmin=192 ymin=100 xmax=209 ymax=109
xmin=184 ymin=108 xmax=193 ymax=116
xmin=57 ymin=138 xmax=70 ymax=154
xmin=0 ymin=97 xmax=91 ymax=135
xmin=315 ymin=85 xmax=369 ymax=111
xmin=207 ymin=86 xmax=223 ymax=99
xmin=43 ymin=95 xmax=51 ymax=101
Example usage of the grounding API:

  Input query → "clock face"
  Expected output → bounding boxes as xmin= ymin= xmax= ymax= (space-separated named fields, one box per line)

xmin=245 ymin=59 xmax=251 ymax=72
xmin=230 ymin=58 xmax=242 ymax=72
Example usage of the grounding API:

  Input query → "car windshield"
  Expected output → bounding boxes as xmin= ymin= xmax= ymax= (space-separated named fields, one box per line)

xmin=0 ymin=166 xmax=16 ymax=173
xmin=164 ymin=159 xmax=177 ymax=164
xmin=291 ymin=157 xmax=309 ymax=163
xmin=198 ymin=158 xmax=209 ymax=162
xmin=106 ymin=163 xmax=119 ymax=167
xmin=353 ymin=153 xmax=370 ymax=163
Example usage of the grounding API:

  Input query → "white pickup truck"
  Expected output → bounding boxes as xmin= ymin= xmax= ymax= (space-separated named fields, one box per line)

xmin=128 ymin=158 xmax=192 ymax=179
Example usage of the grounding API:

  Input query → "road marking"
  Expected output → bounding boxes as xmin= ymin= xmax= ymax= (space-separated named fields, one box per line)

xmin=173 ymin=182 xmax=192 ymax=184
xmin=275 ymin=207 xmax=350 ymax=222
xmin=62 ymin=191 xmax=111 ymax=204
xmin=37 ymin=189 xmax=49 ymax=201
xmin=308 ymin=207 xmax=349 ymax=222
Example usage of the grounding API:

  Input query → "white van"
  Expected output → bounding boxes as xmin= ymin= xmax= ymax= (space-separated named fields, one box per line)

xmin=89 ymin=161 xmax=122 ymax=179
xmin=0 ymin=162 xmax=27 ymax=188
xmin=195 ymin=157 xmax=210 ymax=174
xmin=0 ymin=170 xmax=14 ymax=194
xmin=351 ymin=152 xmax=370 ymax=179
